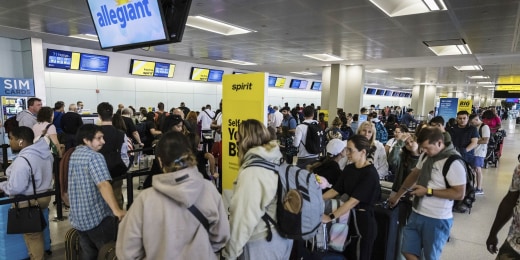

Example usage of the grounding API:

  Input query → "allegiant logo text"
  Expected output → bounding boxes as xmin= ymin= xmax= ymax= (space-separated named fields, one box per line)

xmin=96 ymin=0 xmax=152 ymax=29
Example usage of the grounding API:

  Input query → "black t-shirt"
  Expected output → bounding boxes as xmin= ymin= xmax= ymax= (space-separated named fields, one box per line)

xmin=313 ymin=160 xmax=341 ymax=193
xmin=448 ymin=124 xmax=478 ymax=153
xmin=332 ymin=163 xmax=381 ymax=210
xmin=122 ymin=116 xmax=137 ymax=142
xmin=60 ymin=112 xmax=83 ymax=134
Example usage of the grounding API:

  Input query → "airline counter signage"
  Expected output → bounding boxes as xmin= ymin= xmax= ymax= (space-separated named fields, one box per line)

xmin=222 ymin=72 xmax=268 ymax=194
xmin=457 ymin=99 xmax=473 ymax=114
xmin=438 ymin=98 xmax=458 ymax=125
xmin=0 ymin=78 xmax=34 ymax=96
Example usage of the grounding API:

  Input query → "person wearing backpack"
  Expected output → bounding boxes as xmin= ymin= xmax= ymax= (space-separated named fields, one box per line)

xmin=388 ymin=127 xmax=466 ymax=260
xmin=294 ymin=106 xmax=322 ymax=169
xmin=322 ymin=135 xmax=381 ymax=260
xmin=222 ymin=119 xmax=293 ymax=260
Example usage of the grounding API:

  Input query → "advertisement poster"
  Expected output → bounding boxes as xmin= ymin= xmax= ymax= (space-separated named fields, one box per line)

xmin=221 ymin=72 xmax=268 ymax=206
xmin=457 ymin=99 xmax=473 ymax=114
xmin=438 ymin=98 xmax=458 ymax=125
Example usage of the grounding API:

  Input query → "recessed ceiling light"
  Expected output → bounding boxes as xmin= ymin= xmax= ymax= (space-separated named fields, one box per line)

xmin=369 ymin=0 xmax=446 ymax=17
xmin=424 ymin=39 xmax=472 ymax=56
xmin=303 ymin=53 xmax=344 ymax=62
xmin=69 ymin=33 xmax=99 ymax=41
xmin=217 ymin=59 xmax=257 ymax=65
xmin=395 ymin=77 xmax=414 ymax=80
xmin=291 ymin=71 xmax=317 ymax=76
xmin=365 ymin=69 xmax=388 ymax=73
xmin=454 ymin=65 xmax=483 ymax=71
xmin=186 ymin=16 xmax=256 ymax=36
xmin=477 ymin=81 xmax=494 ymax=85
xmin=468 ymin=75 xmax=489 ymax=79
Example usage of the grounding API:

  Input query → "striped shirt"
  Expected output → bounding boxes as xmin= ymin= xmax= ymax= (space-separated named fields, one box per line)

xmin=68 ymin=145 xmax=113 ymax=231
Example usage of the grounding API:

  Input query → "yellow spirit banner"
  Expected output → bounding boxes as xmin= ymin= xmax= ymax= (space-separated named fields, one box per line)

xmin=222 ymin=72 xmax=268 ymax=196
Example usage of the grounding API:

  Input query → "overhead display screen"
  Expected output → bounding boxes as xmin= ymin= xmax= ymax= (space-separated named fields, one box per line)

xmin=46 ymin=49 xmax=79 ymax=70
xmin=275 ymin=77 xmax=286 ymax=87
xmin=79 ymin=53 xmax=109 ymax=73
xmin=290 ymin=79 xmax=302 ymax=89
xmin=207 ymin=70 xmax=224 ymax=82
xmin=130 ymin=59 xmax=156 ymax=76
xmin=191 ymin=67 xmax=210 ymax=81
xmin=311 ymin=82 xmax=321 ymax=90
xmin=384 ymin=90 xmax=393 ymax=96
xmin=268 ymin=76 xmax=277 ymax=87
xmin=154 ymin=62 xmax=175 ymax=78
xmin=86 ymin=0 xmax=169 ymax=49
xmin=299 ymin=80 xmax=308 ymax=89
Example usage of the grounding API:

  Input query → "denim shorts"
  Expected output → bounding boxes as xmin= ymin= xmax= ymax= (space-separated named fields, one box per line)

xmin=402 ymin=212 xmax=453 ymax=259
xmin=474 ymin=156 xmax=485 ymax=168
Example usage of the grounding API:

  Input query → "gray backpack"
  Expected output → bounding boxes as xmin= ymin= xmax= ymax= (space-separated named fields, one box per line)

xmin=245 ymin=159 xmax=324 ymax=241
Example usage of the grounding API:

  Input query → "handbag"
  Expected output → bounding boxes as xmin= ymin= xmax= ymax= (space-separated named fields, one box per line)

xmin=6 ymin=156 xmax=47 ymax=234
xmin=42 ymin=123 xmax=59 ymax=156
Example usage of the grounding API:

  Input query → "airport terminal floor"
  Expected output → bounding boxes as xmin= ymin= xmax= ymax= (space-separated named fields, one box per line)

xmin=40 ymin=119 xmax=520 ymax=260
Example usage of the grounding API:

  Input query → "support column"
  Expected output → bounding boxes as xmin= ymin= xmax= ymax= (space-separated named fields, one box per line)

xmin=29 ymin=38 xmax=46 ymax=103
xmin=321 ymin=64 xmax=364 ymax=124
xmin=411 ymin=85 xmax=436 ymax=119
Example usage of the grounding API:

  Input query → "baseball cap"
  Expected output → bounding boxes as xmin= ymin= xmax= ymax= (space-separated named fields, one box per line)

xmin=326 ymin=139 xmax=346 ymax=157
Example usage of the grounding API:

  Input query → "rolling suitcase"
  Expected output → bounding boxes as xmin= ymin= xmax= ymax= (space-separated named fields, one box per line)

xmin=372 ymin=202 xmax=400 ymax=260
xmin=65 ymin=228 xmax=80 ymax=260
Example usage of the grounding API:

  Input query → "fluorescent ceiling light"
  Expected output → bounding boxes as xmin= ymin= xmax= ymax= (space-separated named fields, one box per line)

xmin=303 ymin=53 xmax=344 ymax=62
xmin=388 ymin=86 xmax=399 ymax=89
xmin=482 ymin=85 xmax=496 ymax=88
xmin=454 ymin=65 xmax=483 ymax=71
xmin=217 ymin=59 xmax=257 ymax=65
xmin=291 ymin=71 xmax=318 ymax=76
xmin=402 ymin=89 xmax=412 ymax=91
xmin=468 ymin=75 xmax=489 ymax=79
xmin=395 ymin=77 xmax=414 ymax=80
xmin=365 ymin=83 xmax=380 ymax=86
xmin=366 ymin=69 xmax=388 ymax=73
xmin=186 ymin=16 xmax=255 ymax=36
xmin=427 ymin=44 xmax=472 ymax=56
xmin=69 ymin=33 xmax=99 ymax=41
xmin=436 ymin=86 xmax=444 ymax=88
xmin=477 ymin=81 xmax=494 ymax=85
xmin=369 ymin=0 xmax=447 ymax=17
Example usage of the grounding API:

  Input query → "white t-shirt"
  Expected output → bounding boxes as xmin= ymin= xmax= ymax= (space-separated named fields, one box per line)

xmin=474 ymin=124 xmax=490 ymax=157
xmin=414 ymin=153 xmax=466 ymax=219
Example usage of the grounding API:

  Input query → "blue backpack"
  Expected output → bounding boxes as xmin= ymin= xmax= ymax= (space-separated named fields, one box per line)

xmin=374 ymin=121 xmax=388 ymax=145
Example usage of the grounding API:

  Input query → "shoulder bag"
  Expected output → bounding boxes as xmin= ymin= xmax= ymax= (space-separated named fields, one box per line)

xmin=6 ymin=156 xmax=47 ymax=234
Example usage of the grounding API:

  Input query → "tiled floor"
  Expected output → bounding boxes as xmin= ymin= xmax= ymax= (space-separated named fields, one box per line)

xmin=42 ymin=119 xmax=520 ymax=259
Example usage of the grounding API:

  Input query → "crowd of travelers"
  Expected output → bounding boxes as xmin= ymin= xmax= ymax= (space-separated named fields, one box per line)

xmin=1 ymin=97 xmax=518 ymax=260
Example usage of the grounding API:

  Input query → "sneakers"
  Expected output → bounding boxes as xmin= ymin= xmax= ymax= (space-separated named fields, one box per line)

xmin=475 ymin=189 xmax=484 ymax=195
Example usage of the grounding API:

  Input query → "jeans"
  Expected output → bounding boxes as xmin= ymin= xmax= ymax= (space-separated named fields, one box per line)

xmin=78 ymin=216 xmax=117 ymax=260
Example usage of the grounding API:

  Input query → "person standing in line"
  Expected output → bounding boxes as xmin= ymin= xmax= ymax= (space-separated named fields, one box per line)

xmin=32 ymin=107 xmax=64 ymax=158
xmin=400 ymin=109 xmax=418 ymax=127
xmin=198 ymin=104 xmax=215 ymax=152
xmin=0 ymin=126 xmax=53 ymax=260
xmin=222 ymin=119 xmax=293 ymax=260
xmin=356 ymin=121 xmax=389 ymax=180
xmin=389 ymin=127 xmax=466 ymax=260
xmin=469 ymin=114 xmax=489 ymax=195
xmin=121 ymin=108 xmax=143 ymax=146
xmin=97 ymin=102 xmax=130 ymax=210
xmin=76 ymin=101 xmax=84 ymax=114
xmin=486 ymin=163 xmax=520 ymax=258
xmin=321 ymin=135 xmax=380 ymax=260
xmin=68 ymin=124 xmax=126 ymax=259
xmin=60 ymin=104 xmax=83 ymax=151
xmin=52 ymin=101 xmax=65 ymax=141
xmin=350 ymin=114 xmax=360 ymax=134
xmin=447 ymin=111 xmax=478 ymax=165
xmin=294 ymin=106 xmax=321 ymax=169
xmin=116 ymin=132 xmax=229 ymax=259
xmin=17 ymin=97 xmax=42 ymax=128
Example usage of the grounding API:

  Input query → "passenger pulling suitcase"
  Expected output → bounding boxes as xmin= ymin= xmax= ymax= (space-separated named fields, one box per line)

xmin=372 ymin=202 xmax=400 ymax=260
xmin=65 ymin=228 xmax=80 ymax=260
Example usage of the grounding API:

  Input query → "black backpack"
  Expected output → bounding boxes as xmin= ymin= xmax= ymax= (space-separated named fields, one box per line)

xmin=442 ymin=154 xmax=476 ymax=214
xmin=4 ymin=115 xmax=18 ymax=135
xmin=135 ymin=122 xmax=148 ymax=144
xmin=302 ymin=122 xmax=325 ymax=154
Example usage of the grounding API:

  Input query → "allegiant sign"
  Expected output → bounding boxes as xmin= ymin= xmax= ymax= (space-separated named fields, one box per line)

xmin=0 ymin=78 xmax=34 ymax=97
xmin=87 ymin=0 xmax=168 ymax=49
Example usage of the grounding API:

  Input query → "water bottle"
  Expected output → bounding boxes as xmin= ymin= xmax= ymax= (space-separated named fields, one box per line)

xmin=316 ymin=223 xmax=328 ymax=251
